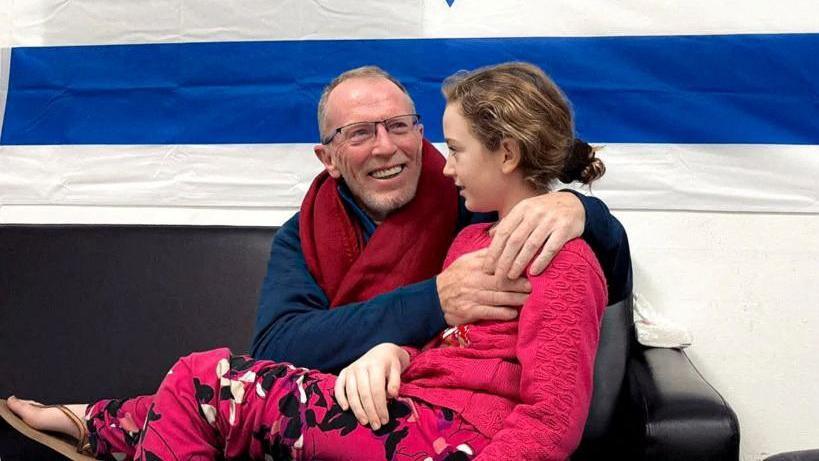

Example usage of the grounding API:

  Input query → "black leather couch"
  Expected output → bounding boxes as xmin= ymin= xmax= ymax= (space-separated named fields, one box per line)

xmin=0 ymin=225 xmax=740 ymax=460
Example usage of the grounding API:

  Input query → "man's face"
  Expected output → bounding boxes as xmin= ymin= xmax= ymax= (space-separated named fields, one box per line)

xmin=314 ymin=77 xmax=424 ymax=222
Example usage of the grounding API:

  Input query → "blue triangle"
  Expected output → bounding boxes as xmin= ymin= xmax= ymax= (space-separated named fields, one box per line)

xmin=446 ymin=0 xmax=455 ymax=6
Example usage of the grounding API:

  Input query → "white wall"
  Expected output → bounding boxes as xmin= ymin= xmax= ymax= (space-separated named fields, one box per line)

xmin=616 ymin=210 xmax=819 ymax=460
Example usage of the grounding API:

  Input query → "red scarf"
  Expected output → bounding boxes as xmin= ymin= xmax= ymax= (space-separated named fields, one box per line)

xmin=300 ymin=140 xmax=458 ymax=307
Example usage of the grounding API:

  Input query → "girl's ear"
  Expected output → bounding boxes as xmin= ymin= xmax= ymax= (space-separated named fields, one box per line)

xmin=499 ymin=138 xmax=522 ymax=174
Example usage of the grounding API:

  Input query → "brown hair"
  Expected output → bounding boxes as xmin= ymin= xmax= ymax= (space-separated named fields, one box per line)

xmin=442 ymin=62 xmax=604 ymax=189
xmin=317 ymin=66 xmax=416 ymax=139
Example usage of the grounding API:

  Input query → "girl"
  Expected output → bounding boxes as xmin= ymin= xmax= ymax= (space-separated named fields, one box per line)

xmin=5 ymin=62 xmax=609 ymax=461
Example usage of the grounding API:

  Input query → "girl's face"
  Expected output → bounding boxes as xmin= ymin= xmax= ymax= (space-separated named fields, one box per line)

xmin=442 ymin=103 xmax=508 ymax=213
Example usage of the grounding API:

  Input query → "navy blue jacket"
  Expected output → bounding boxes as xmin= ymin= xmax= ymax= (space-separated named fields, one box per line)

xmin=251 ymin=192 xmax=632 ymax=373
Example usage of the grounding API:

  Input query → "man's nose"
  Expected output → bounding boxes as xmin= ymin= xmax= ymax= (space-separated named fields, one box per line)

xmin=371 ymin=123 xmax=398 ymax=156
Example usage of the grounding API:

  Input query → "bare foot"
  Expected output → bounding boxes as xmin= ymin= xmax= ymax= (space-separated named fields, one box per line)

xmin=7 ymin=396 xmax=89 ymax=440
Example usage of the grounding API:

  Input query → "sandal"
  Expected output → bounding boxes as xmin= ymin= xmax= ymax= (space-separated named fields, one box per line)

xmin=0 ymin=398 xmax=96 ymax=460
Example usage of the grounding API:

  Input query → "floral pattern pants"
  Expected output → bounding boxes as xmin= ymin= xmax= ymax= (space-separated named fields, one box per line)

xmin=84 ymin=348 xmax=488 ymax=461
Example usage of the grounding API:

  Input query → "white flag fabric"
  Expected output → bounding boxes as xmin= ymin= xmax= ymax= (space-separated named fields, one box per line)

xmin=1 ymin=0 xmax=818 ymax=224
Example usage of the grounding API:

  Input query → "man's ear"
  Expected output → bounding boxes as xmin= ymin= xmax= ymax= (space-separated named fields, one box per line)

xmin=499 ymin=138 xmax=522 ymax=174
xmin=314 ymin=144 xmax=342 ymax=178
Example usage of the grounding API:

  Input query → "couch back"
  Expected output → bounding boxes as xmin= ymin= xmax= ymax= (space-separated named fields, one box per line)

xmin=0 ymin=225 xmax=276 ymax=402
xmin=0 ymin=224 xmax=632 ymax=457
xmin=576 ymin=295 xmax=634 ymax=457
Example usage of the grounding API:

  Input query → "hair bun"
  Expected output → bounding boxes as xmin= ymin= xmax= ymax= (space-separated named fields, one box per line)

xmin=559 ymin=139 xmax=605 ymax=184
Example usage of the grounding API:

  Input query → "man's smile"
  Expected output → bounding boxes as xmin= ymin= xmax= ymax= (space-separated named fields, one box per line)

xmin=369 ymin=164 xmax=406 ymax=180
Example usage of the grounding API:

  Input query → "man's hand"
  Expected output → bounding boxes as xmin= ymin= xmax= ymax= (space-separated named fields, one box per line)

xmin=437 ymin=248 xmax=531 ymax=327
xmin=334 ymin=343 xmax=410 ymax=430
xmin=483 ymin=191 xmax=585 ymax=279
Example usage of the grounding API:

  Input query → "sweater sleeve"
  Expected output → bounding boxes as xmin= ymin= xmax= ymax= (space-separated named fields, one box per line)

xmin=469 ymin=190 xmax=631 ymax=303
xmin=475 ymin=241 xmax=608 ymax=461
xmin=250 ymin=213 xmax=448 ymax=373
xmin=565 ymin=190 xmax=633 ymax=304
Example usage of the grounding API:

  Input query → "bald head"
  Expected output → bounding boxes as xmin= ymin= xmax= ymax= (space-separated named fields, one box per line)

xmin=317 ymin=66 xmax=416 ymax=140
xmin=321 ymin=77 xmax=416 ymax=142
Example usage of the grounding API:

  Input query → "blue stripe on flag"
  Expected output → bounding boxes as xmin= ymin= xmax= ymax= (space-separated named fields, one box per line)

xmin=2 ymin=34 xmax=818 ymax=145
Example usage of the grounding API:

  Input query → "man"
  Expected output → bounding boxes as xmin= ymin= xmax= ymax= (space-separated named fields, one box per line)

xmin=251 ymin=66 xmax=631 ymax=373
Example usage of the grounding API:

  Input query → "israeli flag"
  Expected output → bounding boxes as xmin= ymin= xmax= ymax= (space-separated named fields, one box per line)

xmin=1 ymin=0 xmax=817 ymax=224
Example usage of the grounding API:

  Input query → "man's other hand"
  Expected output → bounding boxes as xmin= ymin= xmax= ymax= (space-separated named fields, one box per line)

xmin=483 ymin=191 xmax=585 ymax=279
xmin=436 ymin=249 xmax=530 ymax=327
xmin=334 ymin=343 xmax=410 ymax=430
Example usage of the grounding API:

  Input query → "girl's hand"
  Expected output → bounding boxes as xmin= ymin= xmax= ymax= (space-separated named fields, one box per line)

xmin=334 ymin=343 xmax=410 ymax=430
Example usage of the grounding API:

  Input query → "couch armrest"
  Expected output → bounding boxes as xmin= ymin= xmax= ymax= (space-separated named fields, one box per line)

xmin=627 ymin=347 xmax=740 ymax=461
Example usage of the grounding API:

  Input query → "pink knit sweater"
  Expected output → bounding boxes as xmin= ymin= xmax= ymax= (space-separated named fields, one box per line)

xmin=399 ymin=223 xmax=608 ymax=460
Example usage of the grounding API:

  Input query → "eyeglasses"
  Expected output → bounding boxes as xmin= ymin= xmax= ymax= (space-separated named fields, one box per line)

xmin=322 ymin=114 xmax=421 ymax=146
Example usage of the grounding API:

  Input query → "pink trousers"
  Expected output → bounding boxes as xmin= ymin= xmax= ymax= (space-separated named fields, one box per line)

xmin=85 ymin=348 xmax=488 ymax=460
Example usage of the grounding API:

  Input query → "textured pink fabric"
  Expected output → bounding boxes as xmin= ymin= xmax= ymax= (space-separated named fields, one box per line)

xmin=400 ymin=223 xmax=608 ymax=460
